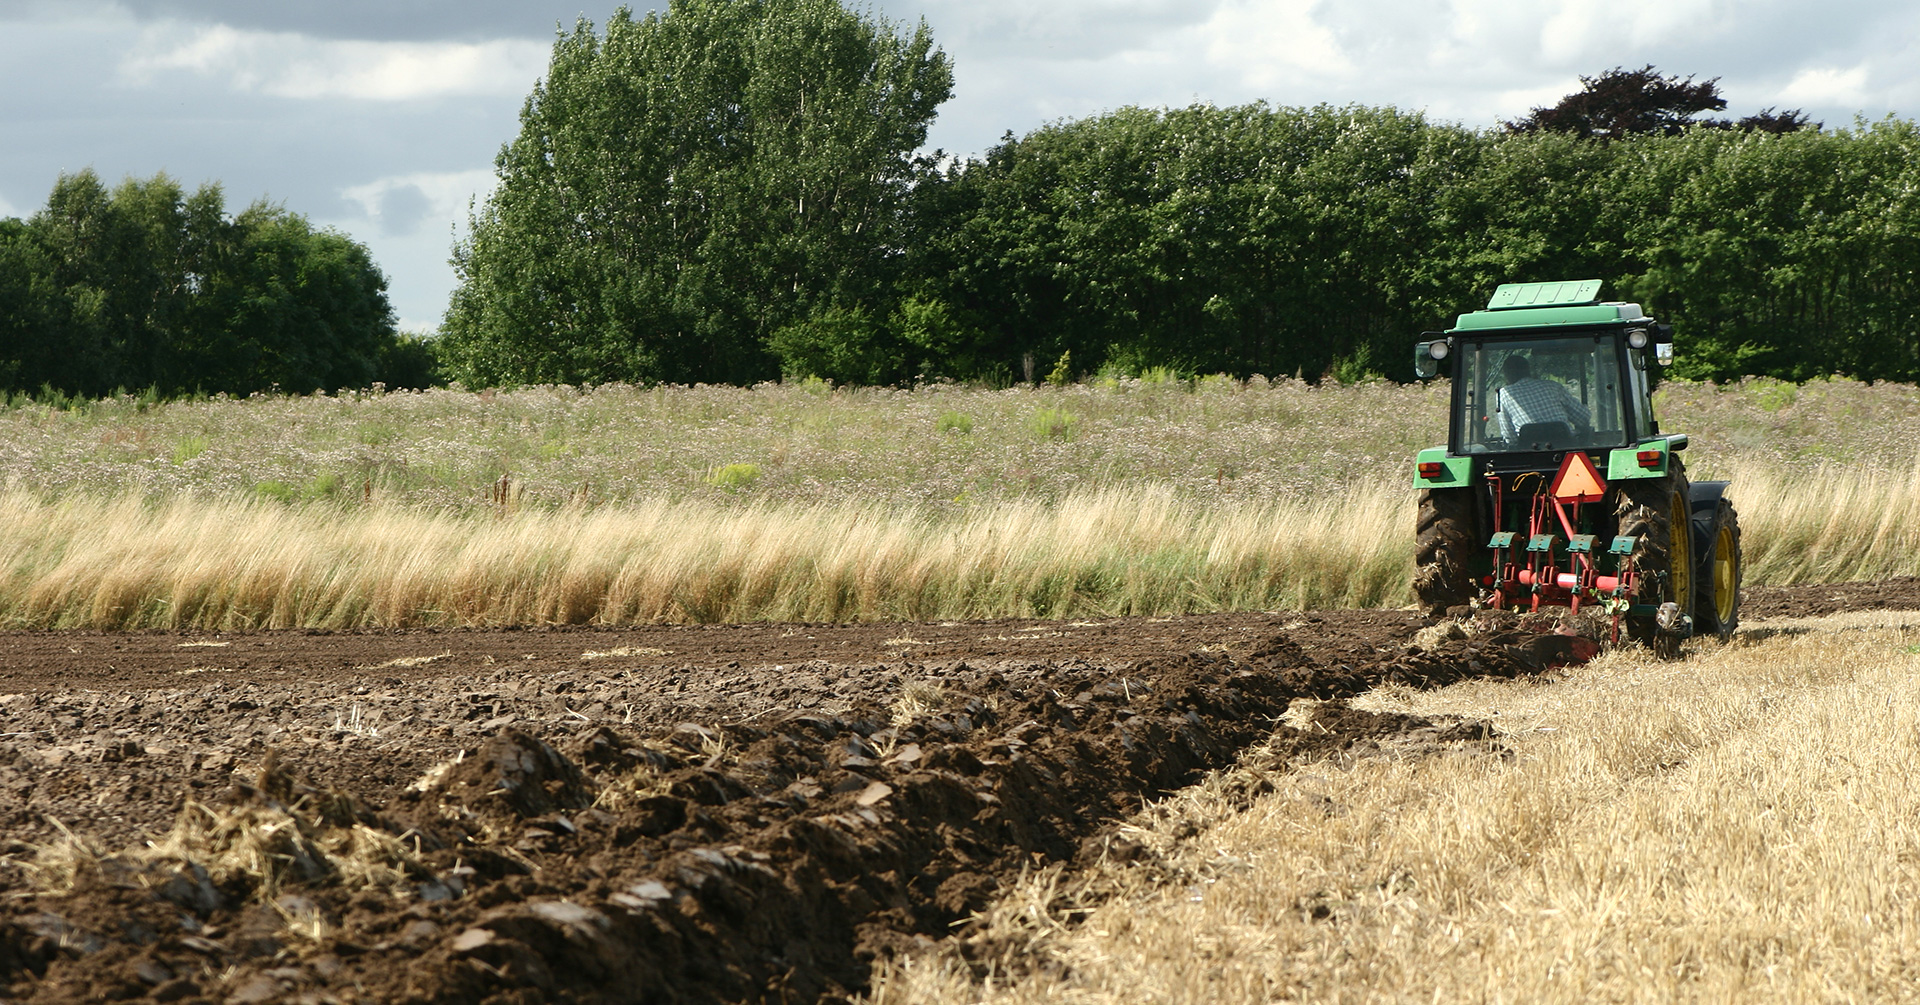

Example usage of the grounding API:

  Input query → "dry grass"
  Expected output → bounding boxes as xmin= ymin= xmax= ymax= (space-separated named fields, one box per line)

xmin=0 ymin=451 xmax=1915 ymax=629
xmin=0 ymin=486 xmax=1411 ymax=629
xmin=140 ymin=800 xmax=424 ymax=901
xmin=581 ymin=646 xmax=670 ymax=660
xmin=5 ymin=775 xmax=429 ymax=919
xmin=893 ymin=679 xmax=949 ymax=729
xmin=1716 ymin=458 xmax=1920 ymax=585
xmin=5 ymin=817 xmax=106 ymax=896
xmin=0 ymin=378 xmax=1913 ymax=628
xmin=870 ymin=611 xmax=1920 ymax=1004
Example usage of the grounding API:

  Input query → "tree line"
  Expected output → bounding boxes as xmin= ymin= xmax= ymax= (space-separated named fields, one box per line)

xmin=0 ymin=171 xmax=429 ymax=398
xmin=5 ymin=0 xmax=1916 ymax=397
xmin=902 ymin=103 xmax=1920 ymax=386
xmin=441 ymin=7 xmax=1920 ymax=388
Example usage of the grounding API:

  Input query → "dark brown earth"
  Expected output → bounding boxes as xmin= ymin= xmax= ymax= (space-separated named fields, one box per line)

xmin=0 ymin=580 xmax=1910 ymax=1005
xmin=1739 ymin=576 xmax=1920 ymax=620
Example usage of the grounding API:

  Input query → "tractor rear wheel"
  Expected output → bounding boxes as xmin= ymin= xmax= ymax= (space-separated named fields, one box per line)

xmin=1414 ymin=487 xmax=1476 ymax=616
xmin=1613 ymin=457 xmax=1692 ymax=658
xmin=1692 ymin=498 xmax=1743 ymax=642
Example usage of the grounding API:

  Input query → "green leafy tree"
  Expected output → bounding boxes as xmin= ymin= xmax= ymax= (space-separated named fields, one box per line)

xmin=910 ymin=104 xmax=1487 ymax=382
xmin=907 ymin=97 xmax=1907 ymax=387
xmin=1614 ymin=120 xmax=1920 ymax=382
xmin=0 ymin=170 xmax=406 ymax=397
xmin=438 ymin=0 xmax=952 ymax=387
xmin=0 ymin=218 xmax=64 ymax=390
xmin=766 ymin=305 xmax=897 ymax=385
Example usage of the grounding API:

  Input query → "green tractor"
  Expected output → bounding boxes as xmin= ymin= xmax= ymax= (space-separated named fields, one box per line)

xmin=1410 ymin=280 xmax=1742 ymax=654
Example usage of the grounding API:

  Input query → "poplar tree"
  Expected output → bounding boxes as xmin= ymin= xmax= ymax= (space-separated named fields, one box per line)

xmin=438 ymin=0 xmax=952 ymax=386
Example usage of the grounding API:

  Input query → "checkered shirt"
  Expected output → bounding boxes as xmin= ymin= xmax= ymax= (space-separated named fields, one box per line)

xmin=1496 ymin=377 xmax=1591 ymax=439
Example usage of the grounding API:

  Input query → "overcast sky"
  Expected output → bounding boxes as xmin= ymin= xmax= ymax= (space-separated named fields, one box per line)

xmin=3 ymin=0 xmax=1916 ymax=331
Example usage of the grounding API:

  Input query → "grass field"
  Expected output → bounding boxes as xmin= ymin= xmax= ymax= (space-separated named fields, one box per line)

xmin=871 ymin=610 xmax=1920 ymax=1004
xmin=0 ymin=375 xmax=1915 ymax=628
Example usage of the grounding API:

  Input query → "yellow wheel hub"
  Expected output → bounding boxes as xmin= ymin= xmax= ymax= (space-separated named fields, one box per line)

xmin=1713 ymin=524 xmax=1737 ymax=623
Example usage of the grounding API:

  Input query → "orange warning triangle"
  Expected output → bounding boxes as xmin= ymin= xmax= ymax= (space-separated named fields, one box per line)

xmin=1550 ymin=451 xmax=1608 ymax=503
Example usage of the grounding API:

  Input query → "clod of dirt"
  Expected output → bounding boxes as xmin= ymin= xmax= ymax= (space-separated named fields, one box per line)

xmin=431 ymin=729 xmax=596 ymax=819
xmin=1284 ymin=701 xmax=1496 ymax=748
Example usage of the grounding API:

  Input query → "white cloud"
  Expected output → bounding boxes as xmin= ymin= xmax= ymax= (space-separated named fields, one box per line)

xmin=0 ymin=192 xmax=21 ymax=219
xmin=1488 ymin=78 xmax=1582 ymax=117
xmin=901 ymin=0 xmax=1210 ymax=61
xmin=1200 ymin=0 xmax=1352 ymax=90
xmin=1780 ymin=65 xmax=1872 ymax=106
xmin=1532 ymin=0 xmax=1725 ymax=60
xmin=120 ymin=23 xmax=548 ymax=101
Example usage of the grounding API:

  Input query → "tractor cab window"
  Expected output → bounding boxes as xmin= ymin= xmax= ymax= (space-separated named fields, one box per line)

xmin=1454 ymin=334 xmax=1630 ymax=454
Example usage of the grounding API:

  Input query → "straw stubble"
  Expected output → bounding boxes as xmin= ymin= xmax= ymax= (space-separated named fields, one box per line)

xmin=871 ymin=612 xmax=1920 ymax=1004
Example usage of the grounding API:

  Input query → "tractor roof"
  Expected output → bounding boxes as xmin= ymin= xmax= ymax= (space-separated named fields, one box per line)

xmin=1447 ymin=280 xmax=1650 ymax=334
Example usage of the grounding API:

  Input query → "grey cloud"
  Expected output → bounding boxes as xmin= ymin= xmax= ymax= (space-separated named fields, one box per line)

xmin=0 ymin=14 xmax=517 ymax=322
xmin=374 ymin=184 xmax=434 ymax=236
xmin=878 ymin=0 xmax=1215 ymax=62
xmin=84 ymin=0 xmax=600 ymax=40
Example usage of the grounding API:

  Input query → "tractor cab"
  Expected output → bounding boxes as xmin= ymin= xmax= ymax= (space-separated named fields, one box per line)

xmin=1408 ymin=280 xmax=1741 ymax=657
xmin=1450 ymin=334 xmax=1643 ymax=454
xmin=1415 ymin=279 xmax=1672 ymax=462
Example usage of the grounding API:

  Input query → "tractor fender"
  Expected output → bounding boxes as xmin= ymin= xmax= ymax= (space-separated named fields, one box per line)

xmin=1686 ymin=481 xmax=1732 ymax=569
xmin=1688 ymin=480 xmax=1732 ymax=512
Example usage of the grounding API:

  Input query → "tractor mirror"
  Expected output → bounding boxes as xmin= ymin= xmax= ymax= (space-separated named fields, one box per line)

xmin=1413 ymin=338 xmax=1447 ymax=379
xmin=1655 ymin=343 xmax=1674 ymax=367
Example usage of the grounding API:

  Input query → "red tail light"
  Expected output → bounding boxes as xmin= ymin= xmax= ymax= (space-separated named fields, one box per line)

xmin=1637 ymin=450 xmax=1662 ymax=469
xmin=1418 ymin=462 xmax=1444 ymax=478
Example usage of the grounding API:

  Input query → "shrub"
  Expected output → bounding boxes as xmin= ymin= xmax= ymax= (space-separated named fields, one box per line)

xmin=706 ymin=463 xmax=763 ymax=492
xmin=1046 ymin=351 xmax=1074 ymax=386
xmin=172 ymin=435 xmax=210 ymax=464
xmin=1030 ymin=407 xmax=1079 ymax=440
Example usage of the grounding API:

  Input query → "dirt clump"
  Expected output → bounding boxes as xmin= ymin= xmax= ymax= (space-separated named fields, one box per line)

xmin=1 ymin=610 xmax=1573 ymax=1005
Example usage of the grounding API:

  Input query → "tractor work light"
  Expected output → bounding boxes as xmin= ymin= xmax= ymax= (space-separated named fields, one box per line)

xmin=1627 ymin=328 xmax=1650 ymax=349
xmin=1637 ymin=449 xmax=1663 ymax=468
xmin=1428 ymin=340 xmax=1451 ymax=360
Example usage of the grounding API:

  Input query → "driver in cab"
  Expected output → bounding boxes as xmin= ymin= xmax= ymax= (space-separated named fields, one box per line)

xmin=1496 ymin=354 xmax=1590 ymax=442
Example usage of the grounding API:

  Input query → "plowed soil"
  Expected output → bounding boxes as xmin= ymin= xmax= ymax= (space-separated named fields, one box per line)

xmin=0 ymin=579 xmax=1909 ymax=1005
xmin=1739 ymin=576 xmax=1920 ymax=620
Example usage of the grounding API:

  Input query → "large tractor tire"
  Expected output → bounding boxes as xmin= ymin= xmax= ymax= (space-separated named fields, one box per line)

xmin=1414 ymin=487 xmax=1477 ymax=616
xmin=1613 ymin=457 xmax=1693 ymax=658
xmin=1691 ymin=496 xmax=1743 ymax=642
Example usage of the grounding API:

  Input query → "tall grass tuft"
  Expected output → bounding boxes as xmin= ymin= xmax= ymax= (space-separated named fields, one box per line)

xmin=0 ymin=487 xmax=1411 ymax=630
xmin=1722 ymin=457 xmax=1920 ymax=584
